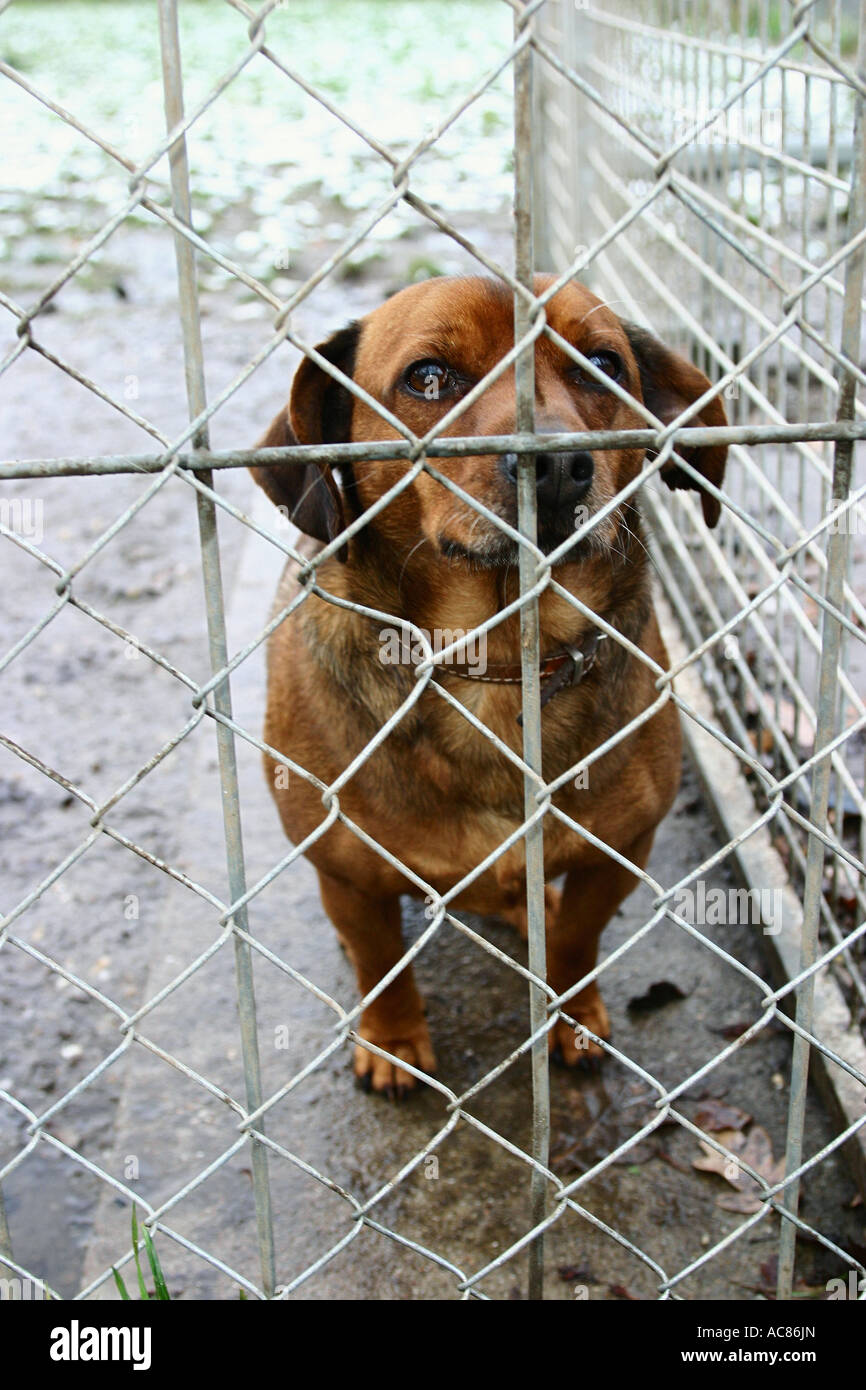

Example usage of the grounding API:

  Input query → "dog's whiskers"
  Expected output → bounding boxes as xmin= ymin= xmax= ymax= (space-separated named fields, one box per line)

xmin=572 ymin=297 xmax=629 ymax=332
xmin=397 ymin=535 xmax=431 ymax=596
xmin=617 ymin=508 xmax=659 ymax=578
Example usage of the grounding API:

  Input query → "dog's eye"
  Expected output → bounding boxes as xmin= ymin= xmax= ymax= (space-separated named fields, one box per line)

xmin=403 ymin=360 xmax=457 ymax=400
xmin=570 ymin=350 xmax=623 ymax=387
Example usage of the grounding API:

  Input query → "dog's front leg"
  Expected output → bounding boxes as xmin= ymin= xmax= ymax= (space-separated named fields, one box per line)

xmin=546 ymin=830 xmax=655 ymax=1067
xmin=318 ymin=871 xmax=436 ymax=1097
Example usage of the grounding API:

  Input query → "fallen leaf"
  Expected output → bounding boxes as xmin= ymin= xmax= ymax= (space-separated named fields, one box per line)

xmin=695 ymin=1098 xmax=752 ymax=1133
xmin=627 ymin=980 xmax=687 ymax=1015
xmin=693 ymin=1124 xmax=785 ymax=1213
xmin=718 ymin=1190 xmax=767 ymax=1213
xmin=693 ymin=1127 xmax=745 ymax=1176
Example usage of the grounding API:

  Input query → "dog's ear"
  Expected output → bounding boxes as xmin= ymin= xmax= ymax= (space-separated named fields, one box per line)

xmin=289 ymin=321 xmax=360 ymax=448
xmin=622 ymin=322 xmax=728 ymax=527
xmin=249 ymin=322 xmax=360 ymax=555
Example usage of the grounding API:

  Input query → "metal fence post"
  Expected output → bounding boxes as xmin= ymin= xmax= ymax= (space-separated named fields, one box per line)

xmin=157 ymin=0 xmax=276 ymax=1299
xmin=514 ymin=0 xmax=550 ymax=1303
xmin=776 ymin=0 xmax=866 ymax=1302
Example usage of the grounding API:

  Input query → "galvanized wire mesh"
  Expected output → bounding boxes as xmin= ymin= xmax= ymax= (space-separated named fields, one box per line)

xmin=534 ymin=0 xmax=866 ymax=1296
xmin=0 ymin=0 xmax=865 ymax=1301
xmin=536 ymin=0 xmax=866 ymax=988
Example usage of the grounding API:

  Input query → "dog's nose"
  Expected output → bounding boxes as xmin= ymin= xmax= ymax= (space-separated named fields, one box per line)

xmin=536 ymin=451 xmax=594 ymax=510
xmin=502 ymin=451 xmax=594 ymax=509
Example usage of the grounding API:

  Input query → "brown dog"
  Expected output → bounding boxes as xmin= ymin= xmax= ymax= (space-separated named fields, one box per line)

xmin=250 ymin=275 xmax=727 ymax=1096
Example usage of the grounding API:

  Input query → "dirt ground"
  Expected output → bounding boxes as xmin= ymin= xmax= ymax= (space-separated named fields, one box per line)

xmin=2 ymin=191 xmax=865 ymax=1301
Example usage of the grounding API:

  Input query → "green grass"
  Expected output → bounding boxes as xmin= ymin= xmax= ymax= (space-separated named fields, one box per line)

xmin=111 ymin=1206 xmax=171 ymax=1301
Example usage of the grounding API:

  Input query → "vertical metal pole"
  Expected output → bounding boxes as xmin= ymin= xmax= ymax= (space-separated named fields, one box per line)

xmin=157 ymin=0 xmax=276 ymax=1297
xmin=776 ymin=4 xmax=866 ymax=1301
xmin=514 ymin=1 xmax=550 ymax=1303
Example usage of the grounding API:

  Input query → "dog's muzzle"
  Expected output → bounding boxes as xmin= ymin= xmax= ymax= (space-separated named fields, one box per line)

xmin=502 ymin=450 xmax=594 ymax=512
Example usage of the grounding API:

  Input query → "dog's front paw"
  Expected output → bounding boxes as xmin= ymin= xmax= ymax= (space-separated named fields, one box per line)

xmin=549 ymin=992 xmax=610 ymax=1070
xmin=353 ymin=1019 xmax=437 ymax=1099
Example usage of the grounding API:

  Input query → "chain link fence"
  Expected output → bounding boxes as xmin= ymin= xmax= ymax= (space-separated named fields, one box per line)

xmin=1 ymin=0 xmax=865 ymax=1301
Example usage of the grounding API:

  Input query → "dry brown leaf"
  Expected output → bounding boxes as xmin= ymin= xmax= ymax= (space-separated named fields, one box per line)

xmin=692 ymin=1125 xmax=785 ymax=1213
xmin=693 ymin=1127 xmax=746 ymax=1177
xmin=695 ymin=1098 xmax=752 ymax=1133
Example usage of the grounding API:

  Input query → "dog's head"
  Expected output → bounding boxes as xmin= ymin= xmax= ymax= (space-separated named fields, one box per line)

xmin=251 ymin=275 xmax=727 ymax=566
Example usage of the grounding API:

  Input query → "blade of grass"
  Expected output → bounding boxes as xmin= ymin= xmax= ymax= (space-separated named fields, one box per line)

xmin=130 ymin=1205 xmax=150 ymax=1301
xmin=142 ymin=1224 xmax=170 ymax=1301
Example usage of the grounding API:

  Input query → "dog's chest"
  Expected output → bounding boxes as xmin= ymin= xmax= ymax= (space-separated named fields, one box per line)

xmin=360 ymin=691 xmax=615 ymax=871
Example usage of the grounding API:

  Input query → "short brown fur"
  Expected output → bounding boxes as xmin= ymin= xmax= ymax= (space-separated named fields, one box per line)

xmin=251 ymin=276 xmax=727 ymax=1095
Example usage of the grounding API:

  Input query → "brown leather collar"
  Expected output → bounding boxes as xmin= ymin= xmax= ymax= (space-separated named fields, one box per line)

xmin=440 ymin=630 xmax=606 ymax=715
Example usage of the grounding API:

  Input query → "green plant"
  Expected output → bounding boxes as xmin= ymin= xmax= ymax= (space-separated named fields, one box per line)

xmin=111 ymin=1205 xmax=171 ymax=1301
